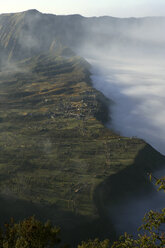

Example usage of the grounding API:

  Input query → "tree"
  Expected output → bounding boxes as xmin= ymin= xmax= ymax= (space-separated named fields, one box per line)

xmin=78 ymin=176 xmax=165 ymax=248
xmin=0 ymin=216 xmax=61 ymax=248
xmin=0 ymin=177 xmax=164 ymax=247
xmin=78 ymin=239 xmax=109 ymax=248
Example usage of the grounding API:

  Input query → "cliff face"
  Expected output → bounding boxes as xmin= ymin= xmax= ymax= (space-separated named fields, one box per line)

xmin=0 ymin=10 xmax=164 ymax=243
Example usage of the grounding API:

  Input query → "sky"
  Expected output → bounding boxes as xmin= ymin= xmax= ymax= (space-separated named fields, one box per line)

xmin=0 ymin=0 xmax=165 ymax=17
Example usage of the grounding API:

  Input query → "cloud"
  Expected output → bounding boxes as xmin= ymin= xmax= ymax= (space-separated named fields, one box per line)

xmin=88 ymin=56 xmax=165 ymax=155
xmin=77 ymin=17 xmax=165 ymax=155
xmin=108 ymin=169 xmax=165 ymax=235
xmin=76 ymin=17 xmax=165 ymax=235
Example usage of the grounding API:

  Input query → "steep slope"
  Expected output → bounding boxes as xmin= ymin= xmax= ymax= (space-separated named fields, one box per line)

xmin=0 ymin=9 xmax=165 ymax=64
xmin=0 ymin=9 xmax=76 ymax=63
xmin=0 ymin=51 xmax=164 ymax=232
xmin=0 ymin=10 xmax=164 ymax=243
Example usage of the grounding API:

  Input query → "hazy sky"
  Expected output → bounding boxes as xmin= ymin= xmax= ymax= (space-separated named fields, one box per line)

xmin=1 ymin=0 xmax=165 ymax=17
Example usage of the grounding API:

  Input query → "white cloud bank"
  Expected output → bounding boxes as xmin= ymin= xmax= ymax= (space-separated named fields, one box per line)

xmin=86 ymin=53 xmax=165 ymax=235
xmin=81 ymin=53 xmax=165 ymax=155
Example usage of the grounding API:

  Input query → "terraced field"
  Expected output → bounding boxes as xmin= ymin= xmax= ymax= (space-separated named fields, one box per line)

xmin=0 ymin=10 xmax=165 ymax=244
xmin=0 ymin=52 xmax=163 ymax=221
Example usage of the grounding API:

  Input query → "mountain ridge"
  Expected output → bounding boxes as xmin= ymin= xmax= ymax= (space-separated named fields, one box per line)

xmin=0 ymin=9 xmax=165 ymax=65
xmin=1 ymin=9 xmax=165 ymax=19
xmin=0 ymin=9 xmax=164 ymax=244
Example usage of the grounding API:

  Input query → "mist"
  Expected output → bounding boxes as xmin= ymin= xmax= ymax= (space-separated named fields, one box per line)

xmin=0 ymin=10 xmax=165 ymax=239
xmin=107 ymin=167 xmax=165 ymax=236
xmin=76 ymin=17 xmax=165 ymax=155
xmin=76 ymin=16 xmax=165 ymax=236
xmin=89 ymin=55 xmax=165 ymax=155
xmin=84 ymin=53 xmax=165 ymax=236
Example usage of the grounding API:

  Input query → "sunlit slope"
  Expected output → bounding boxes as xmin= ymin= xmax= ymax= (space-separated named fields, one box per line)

xmin=0 ymin=52 xmax=164 ymax=219
xmin=0 ymin=10 xmax=164 ymax=227
xmin=0 ymin=9 xmax=164 ymax=65
xmin=0 ymin=9 xmax=81 ymax=63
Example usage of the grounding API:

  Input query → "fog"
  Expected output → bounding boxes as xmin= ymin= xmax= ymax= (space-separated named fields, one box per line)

xmin=108 ymin=168 xmax=165 ymax=236
xmin=109 ymin=181 xmax=165 ymax=235
xmin=0 ymin=10 xmax=165 ymax=238
xmin=82 ymin=52 xmax=165 ymax=237
xmin=76 ymin=17 xmax=165 ymax=236
xmin=76 ymin=17 xmax=165 ymax=155
xmin=88 ymin=55 xmax=165 ymax=155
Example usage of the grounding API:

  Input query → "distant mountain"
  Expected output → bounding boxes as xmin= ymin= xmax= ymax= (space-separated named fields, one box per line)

xmin=0 ymin=9 xmax=165 ymax=64
xmin=0 ymin=10 xmax=164 ymax=244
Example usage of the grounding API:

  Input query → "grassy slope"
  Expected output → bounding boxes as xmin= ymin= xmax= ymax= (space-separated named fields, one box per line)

xmin=0 ymin=52 xmax=164 ymax=223
xmin=0 ymin=11 xmax=165 ymax=244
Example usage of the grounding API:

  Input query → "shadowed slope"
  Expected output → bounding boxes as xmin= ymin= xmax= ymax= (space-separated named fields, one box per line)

xmin=0 ymin=52 xmax=164 ymax=219
xmin=0 ymin=10 xmax=165 ymax=245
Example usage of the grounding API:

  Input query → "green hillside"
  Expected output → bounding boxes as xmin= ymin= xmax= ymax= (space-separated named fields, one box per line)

xmin=0 ymin=50 xmax=164 ymax=221
xmin=0 ymin=9 xmax=164 ymax=243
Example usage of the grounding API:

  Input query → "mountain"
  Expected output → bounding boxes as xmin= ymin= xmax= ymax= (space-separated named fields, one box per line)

xmin=0 ymin=10 xmax=164 ymax=243
xmin=0 ymin=9 xmax=165 ymax=64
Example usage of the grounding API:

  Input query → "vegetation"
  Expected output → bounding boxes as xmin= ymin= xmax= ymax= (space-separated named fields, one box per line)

xmin=0 ymin=216 xmax=61 ymax=248
xmin=0 ymin=9 xmax=164 ymax=244
xmin=79 ymin=176 xmax=165 ymax=248
xmin=0 ymin=177 xmax=164 ymax=247
xmin=0 ymin=51 xmax=163 ymax=221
